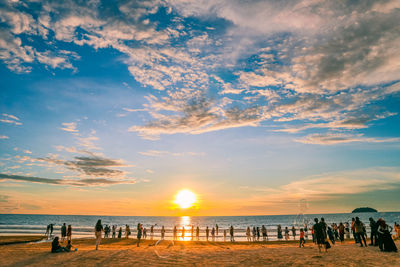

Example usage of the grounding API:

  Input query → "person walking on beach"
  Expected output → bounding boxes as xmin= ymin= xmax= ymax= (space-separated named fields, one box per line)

xmin=137 ymin=223 xmax=142 ymax=247
xmin=46 ymin=224 xmax=50 ymax=238
xmin=118 ymin=227 xmax=122 ymax=238
xmin=50 ymin=224 xmax=54 ymax=236
xmin=173 ymin=226 xmax=177 ymax=240
xmin=277 ymin=225 xmax=283 ymax=240
xmin=377 ymin=219 xmax=397 ymax=252
xmin=284 ymin=227 xmax=289 ymax=240
xmin=354 ymin=217 xmax=367 ymax=247
xmin=327 ymin=226 xmax=335 ymax=244
xmin=61 ymin=223 xmax=67 ymax=242
xmin=351 ymin=218 xmax=358 ymax=243
xmin=191 ymin=225 xmax=194 ymax=240
xmin=94 ymin=219 xmax=103 ymax=250
xmin=224 ymin=229 xmax=227 ymax=241
xmin=150 ymin=225 xmax=154 ymax=240
xmin=161 ymin=226 xmax=165 ymax=240
xmin=313 ymin=218 xmax=326 ymax=253
xmin=299 ymin=228 xmax=305 ymax=247
xmin=211 ymin=227 xmax=215 ymax=241
xmin=252 ymin=227 xmax=256 ymax=242
xmin=246 ymin=227 xmax=251 ymax=241
xmin=369 ymin=218 xmax=378 ymax=246
xmin=181 ymin=226 xmax=185 ymax=240
xmin=143 ymin=227 xmax=147 ymax=239
xmin=291 ymin=226 xmax=296 ymax=240
xmin=67 ymin=225 xmax=72 ymax=242
xmin=229 ymin=225 xmax=234 ymax=242
xmin=196 ymin=226 xmax=200 ymax=241
xmin=257 ymin=227 xmax=260 ymax=241
xmin=338 ymin=222 xmax=345 ymax=242
xmin=216 ymin=224 xmax=219 ymax=236
xmin=206 ymin=226 xmax=209 ymax=241
xmin=304 ymin=224 xmax=308 ymax=239
xmin=345 ymin=222 xmax=350 ymax=239
xmin=262 ymin=225 xmax=267 ymax=241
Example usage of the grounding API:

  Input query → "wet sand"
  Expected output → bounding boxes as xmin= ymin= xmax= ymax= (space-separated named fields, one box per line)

xmin=0 ymin=236 xmax=398 ymax=266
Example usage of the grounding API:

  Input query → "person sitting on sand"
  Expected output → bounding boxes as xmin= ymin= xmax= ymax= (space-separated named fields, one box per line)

xmin=118 ymin=227 xmax=122 ymax=238
xmin=67 ymin=225 xmax=72 ymax=242
xmin=94 ymin=219 xmax=103 ymax=250
xmin=51 ymin=236 xmax=67 ymax=253
xmin=299 ymin=228 xmax=305 ymax=247
xmin=230 ymin=225 xmax=234 ymax=242
xmin=65 ymin=240 xmax=75 ymax=252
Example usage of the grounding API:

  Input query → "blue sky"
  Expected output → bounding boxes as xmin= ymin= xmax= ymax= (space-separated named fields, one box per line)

xmin=1 ymin=0 xmax=400 ymax=215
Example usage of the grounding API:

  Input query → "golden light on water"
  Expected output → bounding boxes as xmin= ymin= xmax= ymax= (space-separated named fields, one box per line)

xmin=174 ymin=189 xmax=196 ymax=209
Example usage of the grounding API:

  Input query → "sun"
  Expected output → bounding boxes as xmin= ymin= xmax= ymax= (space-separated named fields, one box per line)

xmin=174 ymin=189 xmax=196 ymax=209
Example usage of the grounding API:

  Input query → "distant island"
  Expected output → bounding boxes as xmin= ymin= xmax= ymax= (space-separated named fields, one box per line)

xmin=352 ymin=207 xmax=378 ymax=213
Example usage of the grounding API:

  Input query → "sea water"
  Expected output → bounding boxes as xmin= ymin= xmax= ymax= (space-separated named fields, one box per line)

xmin=1 ymin=212 xmax=399 ymax=241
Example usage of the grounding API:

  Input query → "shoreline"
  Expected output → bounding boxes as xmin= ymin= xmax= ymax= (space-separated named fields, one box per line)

xmin=0 ymin=236 xmax=398 ymax=266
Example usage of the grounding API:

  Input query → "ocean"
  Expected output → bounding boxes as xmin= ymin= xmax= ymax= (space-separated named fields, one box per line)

xmin=1 ymin=212 xmax=399 ymax=241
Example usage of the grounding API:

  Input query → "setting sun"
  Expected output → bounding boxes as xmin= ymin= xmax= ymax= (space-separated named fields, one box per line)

xmin=174 ymin=189 xmax=197 ymax=209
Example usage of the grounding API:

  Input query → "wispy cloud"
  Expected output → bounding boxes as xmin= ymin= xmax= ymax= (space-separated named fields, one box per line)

xmin=139 ymin=150 xmax=205 ymax=157
xmin=0 ymin=135 xmax=9 ymax=139
xmin=60 ymin=122 xmax=78 ymax=133
xmin=0 ymin=173 xmax=136 ymax=187
xmin=37 ymin=151 xmax=130 ymax=178
xmin=0 ymin=113 xmax=21 ymax=125
xmin=295 ymin=133 xmax=400 ymax=145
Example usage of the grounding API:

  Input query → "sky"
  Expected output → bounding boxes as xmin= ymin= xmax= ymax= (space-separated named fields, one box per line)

xmin=0 ymin=0 xmax=400 ymax=216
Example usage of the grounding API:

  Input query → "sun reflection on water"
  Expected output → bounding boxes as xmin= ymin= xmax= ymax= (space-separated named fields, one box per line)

xmin=179 ymin=216 xmax=193 ymax=241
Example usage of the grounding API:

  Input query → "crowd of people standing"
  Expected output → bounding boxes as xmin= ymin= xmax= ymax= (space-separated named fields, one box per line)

xmin=48 ymin=217 xmax=398 ymax=253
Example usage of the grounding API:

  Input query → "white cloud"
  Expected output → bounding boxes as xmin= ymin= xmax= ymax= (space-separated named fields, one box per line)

xmin=60 ymin=122 xmax=78 ymax=132
xmin=0 ymin=113 xmax=22 ymax=125
xmin=295 ymin=133 xmax=400 ymax=145
xmin=0 ymin=135 xmax=9 ymax=139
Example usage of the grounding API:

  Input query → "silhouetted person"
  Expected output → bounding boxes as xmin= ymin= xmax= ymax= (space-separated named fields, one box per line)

xmin=211 ymin=227 xmax=215 ymax=241
xmin=229 ymin=225 xmax=234 ymax=242
xmin=313 ymin=218 xmax=325 ymax=253
xmin=338 ymin=222 xmax=345 ymax=242
xmin=354 ymin=217 xmax=367 ymax=247
xmin=284 ymin=227 xmax=289 ymax=240
xmin=191 ymin=225 xmax=194 ymax=240
xmin=223 ymin=229 xmax=227 ymax=241
xmin=262 ymin=225 xmax=267 ymax=241
xmin=252 ymin=227 xmax=256 ymax=241
xmin=52 ymin=236 xmax=66 ymax=253
xmin=67 ymin=225 xmax=72 ymax=242
xmin=112 ymin=225 xmax=116 ymax=238
xmin=125 ymin=225 xmax=130 ymax=239
xmin=291 ymin=226 xmax=296 ymax=240
xmin=246 ymin=227 xmax=251 ymax=241
xmin=216 ymin=224 xmax=219 ymax=236
xmin=161 ymin=226 xmax=165 ymax=240
xmin=61 ymin=223 xmax=67 ymax=242
xmin=95 ymin=219 xmax=103 ymax=250
xmin=196 ymin=226 xmax=200 ymax=241
xmin=150 ymin=225 xmax=154 ymax=240
xmin=50 ymin=224 xmax=54 ymax=236
xmin=181 ymin=226 xmax=185 ymax=240
xmin=369 ymin=217 xmax=378 ymax=246
xmin=137 ymin=223 xmax=142 ymax=247
xmin=277 ymin=225 xmax=283 ymax=240
xmin=299 ymin=228 xmax=305 ymax=247
xmin=377 ymin=219 xmax=397 ymax=252
xmin=143 ymin=228 xmax=147 ymax=239
xmin=173 ymin=226 xmax=177 ymax=240
xmin=118 ymin=227 xmax=122 ymax=238
xmin=206 ymin=226 xmax=209 ymax=241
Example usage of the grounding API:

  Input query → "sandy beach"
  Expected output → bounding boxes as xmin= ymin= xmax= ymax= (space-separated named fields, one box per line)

xmin=0 ymin=236 xmax=398 ymax=266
